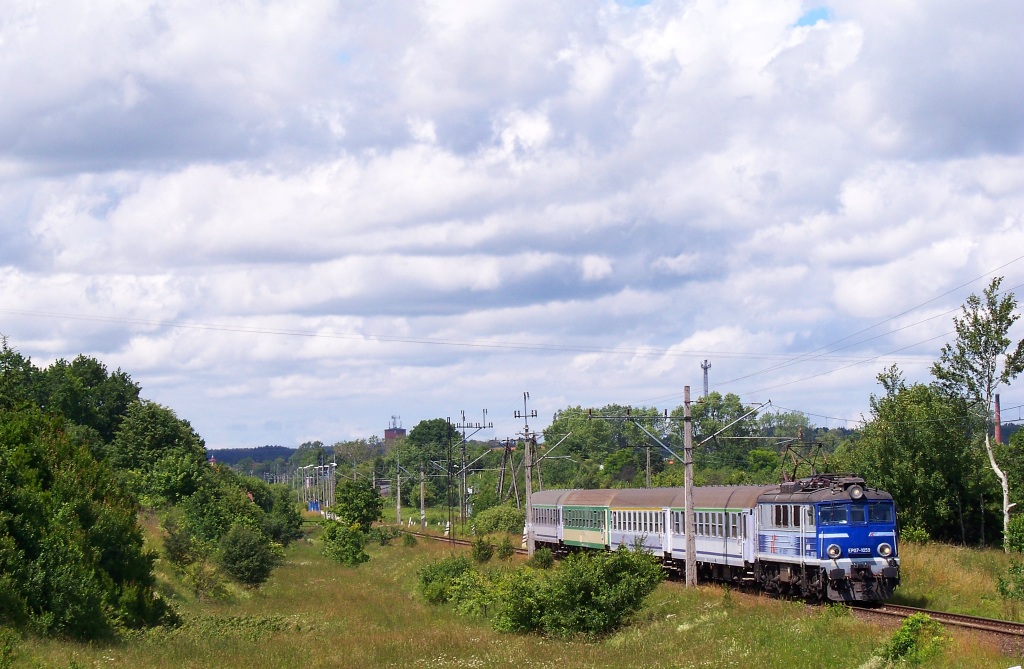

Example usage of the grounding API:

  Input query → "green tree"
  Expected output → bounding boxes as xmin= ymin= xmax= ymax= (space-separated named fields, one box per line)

xmin=842 ymin=366 xmax=986 ymax=543
xmin=543 ymin=407 xmax=614 ymax=460
xmin=932 ymin=277 xmax=1024 ymax=552
xmin=0 ymin=408 xmax=168 ymax=638
xmin=261 ymin=484 xmax=303 ymax=546
xmin=288 ymin=440 xmax=328 ymax=468
xmin=334 ymin=478 xmax=383 ymax=533
xmin=108 ymin=401 xmax=207 ymax=505
xmin=34 ymin=356 xmax=140 ymax=443
xmin=0 ymin=336 xmax=38 ymax=412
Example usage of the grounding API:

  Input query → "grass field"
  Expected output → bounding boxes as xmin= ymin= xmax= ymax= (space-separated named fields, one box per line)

xmin=5 ymin=525 xmax=1021 ymax=669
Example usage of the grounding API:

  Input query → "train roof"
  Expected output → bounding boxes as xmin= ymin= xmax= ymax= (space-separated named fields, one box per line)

xmin=531 ymin=475 xmax=893 ymax=509
xmin=532 ymin=485 xmax=775 ymax=510
xmin=759 ymin=475 xmax=894 ymax=504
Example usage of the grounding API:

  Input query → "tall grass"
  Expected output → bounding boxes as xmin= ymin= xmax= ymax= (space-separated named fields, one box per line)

xmin=893 ymin=541 xmax=1017 ymax=619
xmin=8 ymin=526 xmax=1017 ymax=668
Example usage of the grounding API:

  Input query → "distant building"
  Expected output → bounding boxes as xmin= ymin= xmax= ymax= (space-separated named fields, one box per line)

xmin=385 ymin=415 xmax=406 ymax=445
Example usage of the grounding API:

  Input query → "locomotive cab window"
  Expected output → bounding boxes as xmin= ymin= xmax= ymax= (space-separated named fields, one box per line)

xmin=850 ymin=504 xmax=867 ymax=524
xmin=869 ymin=503 xmax=894 ymax=523
xmin=820 ymin=505 xmax=848 ymax=525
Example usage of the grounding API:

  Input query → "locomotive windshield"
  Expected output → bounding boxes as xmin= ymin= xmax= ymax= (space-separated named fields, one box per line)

xmin=819 ymin=502 xmax=895 ymax=526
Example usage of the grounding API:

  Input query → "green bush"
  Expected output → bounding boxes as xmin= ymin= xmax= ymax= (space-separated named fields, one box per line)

xmin=218 ymin=524 xmax=276 ymax=586
xmin=322 ymin=523 xmax=369 ymax=566
xmin=417 ymin=556 xmax=473 ymax=604
xmin=525 ymin=547 xmax=554 ymax=569
xmin=490 ymin=568 xmax=545 ymax=633
xmin=472 ymin=536 xmax=494 ymax=564
xmin=367 ymin=525 xmax=402 ymax=546
xmin=184 ymin=559 xmax=228 ymax=601
xmin=0 ymin=626 xmax=20 ymax=669
xmin=539 ymin=546 xmax=664 ymax=638
xmin=900 ymin=525 xmax=930 ymax=545
xmin=473 ymin=505 xmax=525 ymax=535
xmin=877 ymin=612 xmax=946 ymax=665
xmin=496 ymin=536 xmax=515 ymax=561
xmin=0 ymin=409 xmax=169 ymax=638
xmin=997 ymin=560 xmax=1024 ymax=619
xmin=402 ymin=533 xmax=418 ymax=548
xmin=418 ymin=545 xmax=663 ymax=639
xmin=449 ymin=569 xmax=494 ymax=617
xmin=161 ymin=512 xmax=195 ymax=567
xmin=1007 ymin=515 xmax=1024 ymax=553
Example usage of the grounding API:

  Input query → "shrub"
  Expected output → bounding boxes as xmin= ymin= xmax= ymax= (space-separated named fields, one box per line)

xmin=997 ymin=560 xmax=1024 ymax=619
xmin=496 ymin=536 xmax=515 ymax=561
xmin=322 ymin=523 xmax=369 ymax=566
xmin=877 ymin=612 xmax=946 ymax=665
xmin=402 ymin=532 xmax=418 ymax=548
xmin=526 ymin=547 xmax=554 ymax=569
xmin=367 ymin=525 xmax=402 ymax=546
xmin=1007 ymin=515 xmax=1024 ymax=553
xmin=490 ymin=568 xmax=545 ymax=633
xmin=449 ymin=569 xmax=494 ymax=617
xmin=418 ymin=556 xmax=473 ymax=604
xmin=0 ymin=627 xmax=20 ymax=669
xmin=218 ymin=524 xmax=276 ymax=586
xmin=539 ymin=545 xmax=664 ymax=638
xmin=473 ymin=505 xmax=525 ymax=535
xmin=184 ymin=559 xmax=228 ymax=601
xmin=161 ymin=512 xmax=195 ymax=567
xmin=900 ymin=525 xmax=930 ymax=545
xmin=472 ymin=536 xmax=494 ymax=564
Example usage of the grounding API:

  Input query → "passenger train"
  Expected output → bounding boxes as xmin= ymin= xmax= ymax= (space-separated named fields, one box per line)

xmin=526 ymin=474 xmax=899 ymax=602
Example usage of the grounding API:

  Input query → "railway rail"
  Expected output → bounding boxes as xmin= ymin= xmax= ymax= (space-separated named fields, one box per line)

xmin=860 ymin=603 xmax=1024 ymax=637
xmin=404 ymin=530 xmax=528 ymax=555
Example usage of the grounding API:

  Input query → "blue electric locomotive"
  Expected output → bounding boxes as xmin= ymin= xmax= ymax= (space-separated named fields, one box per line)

xmin=527 ymin=474 xmax=899 ymax=602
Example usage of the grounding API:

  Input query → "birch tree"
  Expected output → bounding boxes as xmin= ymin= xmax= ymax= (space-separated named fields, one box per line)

xmin=932 ymin=277 xmax=1024 ymax=552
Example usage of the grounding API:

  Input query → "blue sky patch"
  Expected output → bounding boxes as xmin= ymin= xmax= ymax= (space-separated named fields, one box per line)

xmin=795 ymin=7 xmax=831 ymax=26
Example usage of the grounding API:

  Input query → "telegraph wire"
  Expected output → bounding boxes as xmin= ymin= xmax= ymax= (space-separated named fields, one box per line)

xmin=0 ymin=306 xmax=927 ymax=364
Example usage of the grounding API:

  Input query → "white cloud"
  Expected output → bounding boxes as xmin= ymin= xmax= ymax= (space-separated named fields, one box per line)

xmin=2 ymin=0 xmax=1023 ymax=446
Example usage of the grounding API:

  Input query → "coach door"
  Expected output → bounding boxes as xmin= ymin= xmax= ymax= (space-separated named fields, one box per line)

xmin=743 ymin=510 xmax=756 ymax=563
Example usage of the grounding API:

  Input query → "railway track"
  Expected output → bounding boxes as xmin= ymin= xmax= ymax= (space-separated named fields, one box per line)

xmin=861 ymin=603 xmax=1024 ymax=637
xmin=404 ymin=530 xmax=529 ymax=555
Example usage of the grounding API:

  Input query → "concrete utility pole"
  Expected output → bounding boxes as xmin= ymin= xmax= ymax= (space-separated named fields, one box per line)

xmin=515 ymin=392 xmax=538 ymax=556
xmin=684 ymin=386 xmax=697 ymax=588
xmin=419 ymin=463 xmax=426 ymax=529
xmin=395 ymin=441 xmax=402 ymax=524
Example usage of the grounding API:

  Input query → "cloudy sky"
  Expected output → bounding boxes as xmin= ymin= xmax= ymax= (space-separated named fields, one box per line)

xmin=2 ymin=0 xmax=1024 ymax=449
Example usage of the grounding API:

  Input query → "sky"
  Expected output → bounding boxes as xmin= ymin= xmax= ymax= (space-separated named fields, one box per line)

xmin=2 ymin=0 xmax=1024 ymax=449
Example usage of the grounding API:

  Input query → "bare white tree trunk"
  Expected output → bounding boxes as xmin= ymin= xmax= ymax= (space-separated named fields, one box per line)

xmin=983 ymin=431 xmax=1011 ymax=553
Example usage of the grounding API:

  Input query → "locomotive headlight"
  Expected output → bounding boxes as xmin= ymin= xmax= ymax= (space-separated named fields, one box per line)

xmin=878 ymin=543 xmax=892 ymax=557
xmin=827 ymin=543 xmax=842 ymax=559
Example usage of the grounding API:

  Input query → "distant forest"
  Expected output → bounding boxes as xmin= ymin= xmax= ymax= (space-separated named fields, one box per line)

xmin=208 ymin=445 xmax=294 ymax=465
